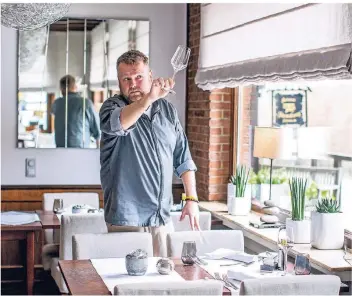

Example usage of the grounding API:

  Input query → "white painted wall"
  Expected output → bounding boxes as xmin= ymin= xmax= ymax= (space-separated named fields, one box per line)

xmin=1 ymin=3 xmax=187 ymax=185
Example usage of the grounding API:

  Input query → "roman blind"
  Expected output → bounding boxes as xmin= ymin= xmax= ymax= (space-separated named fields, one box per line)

xmin=195 ymin=3 xmax=352 ymax=90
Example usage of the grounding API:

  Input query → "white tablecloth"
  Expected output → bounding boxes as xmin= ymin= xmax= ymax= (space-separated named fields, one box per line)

xmin=91 ymin=257 xmax=185 ymax=293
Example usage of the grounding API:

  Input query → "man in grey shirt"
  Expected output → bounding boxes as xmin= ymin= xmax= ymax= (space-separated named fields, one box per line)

xmin=99 ymin=50 xmax=200 ymax=256
xmin=51 ymin=75 xmax=100 ymax=148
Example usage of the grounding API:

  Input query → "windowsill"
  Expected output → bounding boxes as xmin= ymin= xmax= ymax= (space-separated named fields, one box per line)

xmin=199 ymin=201 xmax=352 ymax=281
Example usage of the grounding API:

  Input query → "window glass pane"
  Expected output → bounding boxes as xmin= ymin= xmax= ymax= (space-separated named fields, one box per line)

xmin=238 ymin=81 xmax=352 ymax=231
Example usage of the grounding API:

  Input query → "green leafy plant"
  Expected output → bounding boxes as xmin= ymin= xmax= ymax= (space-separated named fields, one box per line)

xmin=229 ymin=165 xmax=250 ymax=197
xmin=289 ymin=177 xmax=307 ymax=221
xmin=255 ymin=167 xmax=288 ymax=184
xmin=305 ymin=181 xmax=318 ymax=200
xmin=315 ymin=198 xmax=341 ymax=213
xmin=248 ymin=171 xmax=259 ymax=184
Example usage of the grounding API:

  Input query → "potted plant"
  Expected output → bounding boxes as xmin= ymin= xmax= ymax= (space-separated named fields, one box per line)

xmin=311 ymin=198 xmax=344 ymax=249
xmin=253 ymin=168 xmax=289 ymax=204
xmin=227 ymin=165 xmax=251 ymax=216
xmin=286 ymin=177 xmax=311 ymax=244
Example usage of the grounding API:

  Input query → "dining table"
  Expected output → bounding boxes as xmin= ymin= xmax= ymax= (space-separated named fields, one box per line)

xmin=59 ymin=258 xmax=232 ymax=295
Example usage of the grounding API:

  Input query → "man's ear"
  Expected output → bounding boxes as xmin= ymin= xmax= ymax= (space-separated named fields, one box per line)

xmin=149 ymin=70 xmax=153 ymax=82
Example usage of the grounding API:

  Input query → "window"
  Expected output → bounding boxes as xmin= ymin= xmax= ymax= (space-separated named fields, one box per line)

xmin=237 ymin=80 xmax=352 ymax=232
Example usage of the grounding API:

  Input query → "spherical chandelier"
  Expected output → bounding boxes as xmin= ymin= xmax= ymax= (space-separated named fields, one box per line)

xmin=1 ymin=3 xmax=71 ymax=31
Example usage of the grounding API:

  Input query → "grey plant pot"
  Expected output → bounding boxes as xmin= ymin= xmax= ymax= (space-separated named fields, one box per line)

xmin=125 ymin=257 xmax=148 ymax=276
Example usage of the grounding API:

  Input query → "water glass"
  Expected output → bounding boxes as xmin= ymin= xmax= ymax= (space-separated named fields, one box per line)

xmin=53 ymin=198 xmax=63 ymax=213
xmin=294 ymin=253 xmax=311 ymax=275
xmin=181 ymin=241 xmax=197 ymax=265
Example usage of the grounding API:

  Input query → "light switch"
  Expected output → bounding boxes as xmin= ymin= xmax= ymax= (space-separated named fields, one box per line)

xmin=25 ymin=158 xmax=36 ymax=177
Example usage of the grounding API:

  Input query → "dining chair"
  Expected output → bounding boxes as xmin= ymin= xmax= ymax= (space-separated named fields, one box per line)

xmin=42 ymin=192 xmax=100 ymax=244
xmin=50 ymin=213 xmax=107 ymax=293
xmin=113 ymin=280 xmax=223 ymax=295
xmin=239 ymin=275 xmax=341 ymax=295
xmin=166 ymin=229 xmax=244 ymax=257
xmin=170 ymin=211 xmax=211 ymax=231
xmin=72 ymin=232 xmax=153 ymax=259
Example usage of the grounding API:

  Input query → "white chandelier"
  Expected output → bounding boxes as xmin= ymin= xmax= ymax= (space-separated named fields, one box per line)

xmin=1 ymin=3 xmax=70 ymax=31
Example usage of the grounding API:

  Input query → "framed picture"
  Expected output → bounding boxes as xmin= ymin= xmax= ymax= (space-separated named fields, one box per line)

xmin=271 ymin=88 xmax=308 ymax=127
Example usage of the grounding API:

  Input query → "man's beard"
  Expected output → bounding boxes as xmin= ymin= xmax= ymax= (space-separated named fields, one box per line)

xmin=128 ymin=90 xmax=144 ymax=101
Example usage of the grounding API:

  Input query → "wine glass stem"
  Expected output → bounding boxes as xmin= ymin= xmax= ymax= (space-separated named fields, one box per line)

xmin=172 ymin=70 xmax=177 ymax=81
xmin=283 ymin=248 xmax=288 ymax=275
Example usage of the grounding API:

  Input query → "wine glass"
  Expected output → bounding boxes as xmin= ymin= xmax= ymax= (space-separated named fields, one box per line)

xmin=278 ymin=226 xmax=294 ymax=275
xmin=163 ymin=45 xmax=191 ymax=95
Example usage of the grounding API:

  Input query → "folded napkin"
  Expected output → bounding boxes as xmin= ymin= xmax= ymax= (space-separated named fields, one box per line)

xmin=227 ymin=263 xmax=293 ymax=281
xmin=204 ymin=248 xmax=255 ymax=264
xmin=1 ymin=211 xmax=40 ymax=225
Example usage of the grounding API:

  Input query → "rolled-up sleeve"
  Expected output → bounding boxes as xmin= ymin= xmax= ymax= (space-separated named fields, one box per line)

xmin=173 ymin=111 xmax=197 ymax=178
xmin=99 ymin=99 xmax=136 ymax=136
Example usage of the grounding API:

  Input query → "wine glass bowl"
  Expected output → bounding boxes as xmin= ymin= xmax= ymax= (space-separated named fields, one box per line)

xmin=171 ymin=45 xmax=191 ymax=79
xmin=163 ymin=45 xmax=191 ymax=95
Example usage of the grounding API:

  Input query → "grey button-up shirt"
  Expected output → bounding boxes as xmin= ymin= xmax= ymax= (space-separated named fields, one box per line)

xmin=99 ymin=95 xmax=197 ymax=227
xmin=51 ymin=92 xmax=100 ymax=148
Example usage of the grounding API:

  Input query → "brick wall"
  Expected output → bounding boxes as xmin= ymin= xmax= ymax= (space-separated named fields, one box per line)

xmin=187 ymin=4 xmax=233 ymax=201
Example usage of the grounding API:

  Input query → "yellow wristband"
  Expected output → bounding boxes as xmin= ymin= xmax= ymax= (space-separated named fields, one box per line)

xmin=184 ymin=195 xmax=199 ymax=203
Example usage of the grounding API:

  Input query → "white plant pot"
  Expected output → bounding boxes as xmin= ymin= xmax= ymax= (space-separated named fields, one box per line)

xmin=227 ymin=183 xmax=251 ymax=216
xmin=227 ymin=196 xmax=251 ymax=216
xmin=311 ymin=212 xmax=344 ymax=250
xmin=286 ymin=218 xmax=311 ymax=244
xmin=258 ymin=184 xmax=289 ymax=204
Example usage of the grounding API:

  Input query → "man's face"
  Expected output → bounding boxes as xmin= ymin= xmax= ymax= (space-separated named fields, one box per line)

xmin=118 ymin=61 xmax=152 ymax=102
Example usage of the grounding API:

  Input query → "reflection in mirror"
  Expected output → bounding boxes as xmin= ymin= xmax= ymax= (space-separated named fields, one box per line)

xmin=17 ymin=18 xmax=150 ymax=148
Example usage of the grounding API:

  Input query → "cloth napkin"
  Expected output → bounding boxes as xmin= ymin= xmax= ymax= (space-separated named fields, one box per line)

xmin=227 ymin=262 xmax=293 ymax=281
xmin=204 ymin=248 xmax=255 ymax=264
xmin=1 ymin=211 xmax=40 ymax=225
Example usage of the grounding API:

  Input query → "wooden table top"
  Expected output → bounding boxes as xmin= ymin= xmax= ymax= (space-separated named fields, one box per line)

xmin=36 ymin=210 xmax=61 ymax=229
xmin=1 ymin=221 xmax=42 ymax=231
xmin=59 ymin=259 xmax=231 ymax=295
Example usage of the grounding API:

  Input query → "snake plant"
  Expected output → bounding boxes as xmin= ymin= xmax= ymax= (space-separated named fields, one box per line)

xmin=315 ymin=198 xmax=341 ymax=213
xmin=289 ymin=177 xmax=307 ymax=221
xmin=229 ymin=165 xmax=250 ymax=197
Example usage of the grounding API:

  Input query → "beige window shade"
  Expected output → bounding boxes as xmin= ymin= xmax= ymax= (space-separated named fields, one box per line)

xmin=195 ymin=3 xmax=352 ymax=91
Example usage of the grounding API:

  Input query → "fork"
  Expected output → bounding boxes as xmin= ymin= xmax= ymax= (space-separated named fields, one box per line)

xmin=222 ymin=273 xmax=239 ymax=290
xmin=214 ymin=272 xmax=238 ymax=290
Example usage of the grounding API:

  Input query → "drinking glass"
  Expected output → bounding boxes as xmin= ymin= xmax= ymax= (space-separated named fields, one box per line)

xmin=278 ymin=226 xmax=294 ymax=275
xmin=181 ymin=241 xmax=197 ymax=265
xmin=163 ymin=45 xmax=191 ymax=95
xmin=294 ymin=253 xmax=311 ymax=275
xmin=53 ymin=198 xmax=63 ymax=213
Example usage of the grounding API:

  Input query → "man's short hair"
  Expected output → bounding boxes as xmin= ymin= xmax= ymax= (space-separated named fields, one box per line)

xmin=116 ymin=50 xmax=149 ymax=69
xmin=60 ymin=75 xmax=76 ymax=90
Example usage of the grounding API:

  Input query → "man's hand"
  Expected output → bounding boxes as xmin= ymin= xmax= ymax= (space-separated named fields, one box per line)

xmin=148 ymin=77 xmax=175 ymax=102
xmin=180 ymin=200 xmax=200 ymax=230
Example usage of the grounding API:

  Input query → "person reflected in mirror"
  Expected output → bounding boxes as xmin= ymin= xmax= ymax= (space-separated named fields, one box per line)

xmin=51 ymin=75 xmax=100 ymax=148
xmin=99 ymin=50 xmax=199 ymax=257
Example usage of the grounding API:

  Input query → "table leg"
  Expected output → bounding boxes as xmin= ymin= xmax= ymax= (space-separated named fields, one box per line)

xmin=26 ymin=231 xmax=35 ymax=295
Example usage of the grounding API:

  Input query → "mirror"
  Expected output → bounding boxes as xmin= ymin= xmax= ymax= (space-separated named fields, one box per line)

xmin=17 ymin=18 xmax=150 ymax=148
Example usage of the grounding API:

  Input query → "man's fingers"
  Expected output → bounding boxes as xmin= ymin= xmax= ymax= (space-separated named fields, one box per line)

xmin=180 ymin=210 xmax=186 ymax=221
xmin=189 ymin=214 xmax=195 ymax=230
xmin=194 ymin=216 xmax=201 ymax=231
